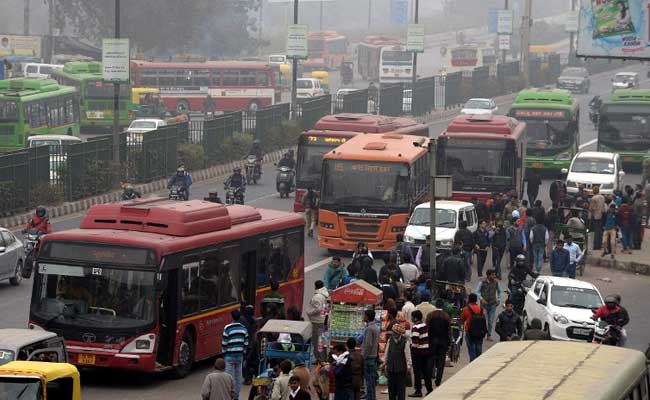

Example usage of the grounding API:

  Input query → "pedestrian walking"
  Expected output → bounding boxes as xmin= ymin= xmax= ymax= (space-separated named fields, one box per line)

xmin=358 ymin=256 xmax=378 ymax=286
xmin=324 ymin=256 xmax=348 ymax=290
xmin=402 ymin=291 xmax=416 ymax=323
xmin=475 ymin=269 xmax=501 ymax=341
xmin=490 ymin=219 xmax=507 ymax=279
xmin=531 ymin=200 xmax=546 ymax=225
xmin=563 ymin=236 xmax=584 ymax=279
xmin=347 ymin=338 xmax=365 ymax=400
xmin=529 ymin=217 xmax=549 ymax=273
xmin=399 ymin=253 xmax=421 ymax=284
xmin=302 ymin=187 xmax=319 ymax=237
xmin=361 ymin=309 xmax=380 ymax=400
xmin=271 ymin=360 xmax=293 ymax=400
xmin=545 ymin=203 xmax=559 ymax=259
xmin=523 ymin=208 xmax=537 ymax=266
xmin=306 ymin=280 xmax=329 ymax=362
xmin=602 ymin=204 xmax=618 ymax=258
xmin=428 ymin=299 xmax=452 ymax=387
xmin=261 ymin=280 xmax=286 ymax=318
xmin=460 ymin=293 xmax=487 ymax=362
xmin=291 ymin=363 xmax=311 ymax=396
xmin=473 ymin=197 xmax=489 ymax=223
xmin=495 ymin=299 xmax=523 ymax=341
xmin=506 ymin=216 xmax=526 ymax=270
xmin=550 ymin=174 xmax=567 ymax=206
xmin=618 ymin=199 xmax=634 ymax=254
xmin=332 ymin=343 xmax=354 ymax=400
xmin=222 ymin=310 xmax=249 ymax=397
xmin=202 ymin=358 xmax=236 ymax=400
xmin=526 ymin=169 xmax=542 ymax=204
xmin=437 ymin=246 xmax=466 ymax=284
xmin=454 ymin=221 xmax=475 ymax=281
xmin=288 ymin=376 xmax=311 ymax=400
xmin=523 ymin=318 xmax=551 ymax=340
xmin=383 ymin=324 xmax=412 ymax=400
xmin=473 ymin=220 xmax=491 ymax=277
xmin=633 ymin=193 xmax=644 ymax=249
xmin=550 ymin=239 xmax=570 ymax=277
xmin=503 ymin=196 xmax=520 ymax=223
xmin=410 ymin=310 xmax=432 ymax=397
xmin=392 ymin=234 xmax=414 ymax=267
xmin=415 ymin=236 xmax=432 ymax=276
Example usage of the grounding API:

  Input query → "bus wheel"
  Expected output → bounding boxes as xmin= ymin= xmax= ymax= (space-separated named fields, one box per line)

xmin=176 ymin=100 xmax=190 ymax=114
xmin=173 ymin=330 xmax=194 ymax=379
xmin=248 ymin=100 xmax=261 ymax=113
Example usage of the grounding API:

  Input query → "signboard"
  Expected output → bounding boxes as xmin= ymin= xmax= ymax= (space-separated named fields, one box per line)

xmin=488 ymin=9 xmax=499 ymax=34
xmin=406 ymin=24 xmax=425 ymax=53
xmin=268 ymin=0 xmax=334 ymax=2
xmin=497 ymin=10 xmax=514 ymax=34
xmin=565 ymin=10 xmax=579 ymax=32
xmin=302 ymin=135 xmax=348 ymax=145
xmin=0 ymin=35 xmax=41 ymax=57
xmin=498 ymin=34 xmax=511 ymax=50
xmin=286 ymin=24 xmax=309 ymax=60
xmin=101 ymin=38 xmax=129 ymax=82
xmin=512 ymin=109 xmax=568 ymax=119
xmin=391 ymin=0 xmax=409 ymax=25
xmin=434 ymin=176 xmax=453 ymax=199
xmin=577 ymin=0 xmax=650 ymax=59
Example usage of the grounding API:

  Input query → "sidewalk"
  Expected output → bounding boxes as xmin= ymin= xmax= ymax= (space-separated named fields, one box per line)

xmin=586 ymin=227 xmax=650 ymax=275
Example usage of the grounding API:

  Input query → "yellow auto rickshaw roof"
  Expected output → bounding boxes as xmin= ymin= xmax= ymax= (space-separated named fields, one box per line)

xmin=0 ymin=361 xmax=79 ymax=381
xmin=311 ymin=71 xmax=329 ymax=79
xmin=132 ymin=87 xmax=160 ymax=94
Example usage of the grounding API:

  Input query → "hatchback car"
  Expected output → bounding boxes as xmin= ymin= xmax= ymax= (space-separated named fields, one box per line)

xmin=562 ymin=151 xmax=624 ymax=196
xmin=0 ymin=229 xmax=24 ymax=286
xmin=0 ymin=329 xmax=67 ymax=365
xmin=523 ymin=276 xmax=604 ymax=342
xmin=460 ymin=98 xmax=498 ymax=115
xmin=404 ymin=200 xmax=478 ymax=251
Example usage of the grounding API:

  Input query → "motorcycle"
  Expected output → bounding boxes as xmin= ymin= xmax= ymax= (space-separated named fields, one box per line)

xmin=168 ymin=185 xmax=185 ymax=201
xmin=589 ymin=105 xmax=599 ymax=129
xmin=245 ymin=155 xmax=262 ymax=185
xmin=507 ymin=280 xmax=527 ymax=316
xmin=22 ymin=228 xmax=42 ymax=279
xmin=224 ymin=184 xmax=245 ymax=205
xmin=276 ymin=166 xmax=294 ymax=198
xmin=592 ymin=318 xmax=621 ymax=346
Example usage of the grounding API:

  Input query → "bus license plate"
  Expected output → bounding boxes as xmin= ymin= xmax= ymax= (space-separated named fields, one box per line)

xmin=532 ymin=162 xmax=543 ymax=169
xmin=77 ymin=353 xmax=95 ymax=365
xmin=573 ymin=328 xmax=591 ymax=336
xmin=86 ymin=111 xmax=105 ymax=119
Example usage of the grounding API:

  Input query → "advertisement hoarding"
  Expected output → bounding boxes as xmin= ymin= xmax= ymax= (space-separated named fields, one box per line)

xmin=576 ymin=0 xmax=650 ymax=59
xmin=499 ymin=35 xmax=511 ymax=50
xmin=0 ymin=35 xmax=41 ymax=57
xmin=566 ymin=10 xmax=579 ymax=32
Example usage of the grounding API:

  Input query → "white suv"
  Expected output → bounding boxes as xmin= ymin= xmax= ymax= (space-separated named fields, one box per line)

xmin=562 ymin=151 xmax=624 ymax=196
xmin=404 ymin=201 xmax=478 ymax=251
xmin=523 ymin=276 xmax=604 ymax=342
xmin=296 ymin=78 xmax=325 ymax=98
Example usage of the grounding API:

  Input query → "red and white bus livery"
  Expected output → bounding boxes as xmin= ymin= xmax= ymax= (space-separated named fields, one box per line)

xmin=130 ymin=60 xmax=280 ymax=113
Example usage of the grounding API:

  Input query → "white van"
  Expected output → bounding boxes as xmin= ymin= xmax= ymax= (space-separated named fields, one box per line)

xmin=27 ymin=135 xmax=82 ymax=181
xmin=296 ymin=78 xmax=325 ymax=98
xmin=22 ymin=63 xmax=64 ymax=79
xmin=404 ymin=200 xmax=478 ymax=251
xmin=562 ymin=151 xmax=624 ymax=196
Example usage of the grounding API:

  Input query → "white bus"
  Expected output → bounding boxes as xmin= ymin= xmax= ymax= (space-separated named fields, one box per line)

xmin=379 ymin=45 xmax=414 ymax=84
xmin=440 ymin=44 xmax=497 ymax=74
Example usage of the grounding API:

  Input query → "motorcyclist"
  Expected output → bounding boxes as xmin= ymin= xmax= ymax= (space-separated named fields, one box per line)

xmin=248 ymin=139 xmax=264 ymax=175
xmin=612 ymin=294 xmax=630 ymax=346
xmin=592 ymin=295 xmax=626 ymax=344
xmin=589 ymin=95 xmax=602 ymax=110
xmin=508 ymin=254 xmax=538 ymax=289
xmin=121 ymin=183 xmax=141 ymax=201
xmin=277 ymin=152 xmax=295 ymax=169
xmin=23 ymin=206 xmax=52 ymax=235
xmin=225 ymin=167 xmax=246 ymax=201
xmin=168 ymin=166 xmax=192 ymax=200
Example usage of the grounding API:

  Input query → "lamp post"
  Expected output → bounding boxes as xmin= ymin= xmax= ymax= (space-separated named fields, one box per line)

xmin=428 ymin=139 xmax=437 ymax=277
xmin=290 ymin=0 xmax=299 ymax=111
xmin=113 ymin=0 xmax=121 ymax=165
xmin=412 ymin=0 xmax=419 ymax=85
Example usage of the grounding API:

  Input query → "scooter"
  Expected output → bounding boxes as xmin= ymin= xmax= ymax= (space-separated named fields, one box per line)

xmin=245 ymin=155 xmax=261 ymax=184
xmin=592 ymin=318 xmax=621 ymax=346
xmin=168 ymin=185 xmax=185 ymax=201
xmin=224 ymin=184 xmax=245 ymax=205
xmin=22 ymin=228 xmax=42 ymax=279
xmin=589 ymin=106 xmax=599 ymax=129
xmin=276 ymin=166 xmax=294 ymax=198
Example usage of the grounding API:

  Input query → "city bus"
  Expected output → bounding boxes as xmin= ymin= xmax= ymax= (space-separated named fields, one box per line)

xmin=379 ymin=45 xmax=414 ymax=84
xmin=0 ymin=78 xmax=80 ymax=152
xmin=294 ymin=113 xmax=429 ymax=212
xmin=28 ymin=199 xmax=304 ymax=377
xmin=440 ymin=43 xmax=497 ymax=74
xmin=130 ymin=60 xmax=280 ymax=113
xmin=598 ymin=89 xmax=650 ymax=166
xmin=508 ymin=88 xmax=579 ymax=171
xmin=51 ymin=61 xmax=133 ymax=133
xmin=436 ymin=114 xmax=527 ymax=202
xmin=318 ymin=133 xmax=430 ymax=252
xmin=306 ymin=31 xmax=348 ymax=71
xmin=357 ymin=36 xmax=402 ymax=82
xmin=429 ymin=341 xmax=649 ymax=400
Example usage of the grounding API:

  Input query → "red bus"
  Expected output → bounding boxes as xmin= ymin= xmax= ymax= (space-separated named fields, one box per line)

xmin=305 ymin=31 xmax=348 ymax=71
xmin=294 ymin=113 xmax=429 ymax=211
xmin=436 ymin=114 xmax=527 ymax=202
xmin=318 ymin=133 xmax=430 ymax=252
xmin=130 ymin=60 xmax=280 ymax=113
xmin=28 ymin=199 xmax=304 ymax=377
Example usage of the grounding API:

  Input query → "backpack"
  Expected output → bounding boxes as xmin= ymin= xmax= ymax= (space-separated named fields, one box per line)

xmin=507 ymin=226 xmax=524 ymax=249
xmin=467 ymin=306 xmax=488 ymax=341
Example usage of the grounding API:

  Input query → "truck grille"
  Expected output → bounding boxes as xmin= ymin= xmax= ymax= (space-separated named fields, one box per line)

xmin=342 ymin=217 xmax=384 ymax=240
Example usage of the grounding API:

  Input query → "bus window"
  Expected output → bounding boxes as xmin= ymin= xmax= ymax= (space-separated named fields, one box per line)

xmin=223 ymin=71 xmax=239 ymax=86
xmin=181 ymin=255 xmax=200 ymax=316
xmin=257 ymin=238 xmax=271 ymax=288
xmin=0 ymin=101 xmax=18 ymax=122
xmin=199 ymin=251 xmax=219 ymax=310
xmin=286 ymin=231 xmax=303 ymax=279
xmin=240 ymin=71 xmax=257 ymax=86
xmin=268 ymin=236 xmax=291 ymax=284
xmin=193 ymin=69 xmax=210 ymax=86
xmin=257 ymin=72 xmax=269 ymax=86
xmin=216 ymin=245 xmax=240 ymax=307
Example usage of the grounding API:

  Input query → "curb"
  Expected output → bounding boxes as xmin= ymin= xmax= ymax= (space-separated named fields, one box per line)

xmin=586 ymin=254 xmax=650 ymax=276
xmin=1 ymin=148 xmax=292 ymax=231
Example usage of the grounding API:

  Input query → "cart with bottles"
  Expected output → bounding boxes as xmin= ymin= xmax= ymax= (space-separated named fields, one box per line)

xmin=327 ymin=280 xmax=383 ymax=347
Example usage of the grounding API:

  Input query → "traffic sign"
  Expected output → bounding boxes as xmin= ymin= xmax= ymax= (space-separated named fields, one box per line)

xmin=497 ymin=10 xmax=514 ymax=34
xmin=498 ymin=35 xmax=511 ymax=50
xmin=565 ymin=10 xmax=579 ymax=32
xmin=391 ymin=0 xmax=409 ymax=25
xmin=286 ymin=24 xmax=308 ymax=60
xmin=488 ymin=9 xmax=499 ymax=34
xmin=102 ymin=38 xmax=129 ymax=82
xmin=406 ymin=24 xmax=425 ymax=53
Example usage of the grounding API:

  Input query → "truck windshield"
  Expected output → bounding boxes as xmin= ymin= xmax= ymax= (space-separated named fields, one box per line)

xmin=32 ymin=264 xmax=156 ymax=330
xmin=321 ymin=160 xmax=409 ymax=209
xmin=0 ymin=377 xmax=41 ymax=400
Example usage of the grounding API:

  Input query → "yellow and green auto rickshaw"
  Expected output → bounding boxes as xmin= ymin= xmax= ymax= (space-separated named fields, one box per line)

xmin=311 ymin=71 xmax=330 ymax=94
xmin=0 ymin=361 xmax=81 ymax=399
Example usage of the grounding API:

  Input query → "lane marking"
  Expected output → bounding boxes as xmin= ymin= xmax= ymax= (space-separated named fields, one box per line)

xmin=579 ymin=138 xmax=598 ymax=149
xmin=305 ymin=257 xmax=331 ymax=273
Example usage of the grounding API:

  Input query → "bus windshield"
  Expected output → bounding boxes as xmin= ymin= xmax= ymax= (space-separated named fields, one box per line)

xmin=524 ymin=120 xmax=573 ymax=149
xmin=0 ymin=101 xmax=18 ymax=122
xmin=321 ymin=160 xmax=409 ymax=209
xmin=444 ymin=140 xmax=514 ymax=191
xmin=85 ymin=81 xmax=131 ymax=99
xmin=381 ymin=51 xmax=413 ymax=65
xmin=32 ymin=264 xmax=156 ymax=330
xmin=296 ymin=143 xmax=332 ymax=186
xmin=600 ymin=113 xmax=650 ymax=148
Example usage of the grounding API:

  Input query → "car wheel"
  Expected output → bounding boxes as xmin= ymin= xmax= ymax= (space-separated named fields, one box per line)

xmin=172 ymin=330 xmax=194 ymax=379
xmin=9 ymin=260 xmax=22 ymax=286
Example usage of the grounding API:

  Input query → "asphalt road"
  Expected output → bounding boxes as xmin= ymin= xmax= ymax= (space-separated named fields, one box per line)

xmin=2 ymin=62 xmax=649 ymax=399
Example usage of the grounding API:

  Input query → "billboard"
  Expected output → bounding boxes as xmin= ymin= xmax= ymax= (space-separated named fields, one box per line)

xmin=576 ymin=0 xmax=650 ymax=59
xmin=0 ymin=35 xmax=41 ymax=57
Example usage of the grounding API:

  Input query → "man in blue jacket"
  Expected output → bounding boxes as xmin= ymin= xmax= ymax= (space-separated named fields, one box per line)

xmin=550 ymin=239 xmax=570 ymax=277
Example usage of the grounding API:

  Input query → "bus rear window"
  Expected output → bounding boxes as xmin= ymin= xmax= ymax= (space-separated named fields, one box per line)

xmin=0 ymin=101 xmax=18 ymax=122
xmin=42 ymin=242 xmax=156 ymax=266
xmin=85 ymin=81 xmax=130 ymax=99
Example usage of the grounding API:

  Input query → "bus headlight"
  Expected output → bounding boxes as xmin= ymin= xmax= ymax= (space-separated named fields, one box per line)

xmin=320 ymin=222 xmax=334 ymax=229
xmin=556 ymin=152 xmax=572 ymax=161
xmin=122 ymin=334 xmax=156 ymax=353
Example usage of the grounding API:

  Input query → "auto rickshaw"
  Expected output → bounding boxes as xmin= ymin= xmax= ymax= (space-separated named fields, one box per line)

xmin=555 ymin=206 xmax=589 ymax=276
xmin=278 ymin=64 xmax=292 ymax=91
xmin=251 ymin=320 xmax=313 ymax=400
xmin=0 ymin=361 xmax=81 ymax=399
xmin=311 ymin=71 xmax=330 ymax=94
xmin=132 ymin=87 xmax=165 ymax=118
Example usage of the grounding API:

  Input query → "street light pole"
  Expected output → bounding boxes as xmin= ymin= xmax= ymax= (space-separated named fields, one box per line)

xmin=520 ymin=0 xmax=532 ymax=86
xmin=367 ymin=0 xmax=371 ymax=33
xmin=319 ymin=0 xmax=323 ymax=31
xmin=113 ymin=0 xmax=121 ymax=165
xmin=428 ymin=139 xmax=437 ymax=277
xmin=501 ymin=0 xmax=509 ymax=64
xmin=412 ymin=0 xmax=419 ymax=85
xmin=23 ymin=0 xmax=30 ymax=35
xmin=569 ymin=0 xmax=576 ymax=64
xmin=290 ymin=0 xmax=299 ymax=111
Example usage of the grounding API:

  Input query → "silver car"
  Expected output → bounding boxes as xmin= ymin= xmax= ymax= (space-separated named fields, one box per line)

xmin=0 ymin=228 xmax=24 ymax=286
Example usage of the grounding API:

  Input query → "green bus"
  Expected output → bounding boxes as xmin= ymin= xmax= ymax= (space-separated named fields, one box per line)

xmin=599 ymin=89 xmax=650 ymax=166
xmin=0 ymin=78 xmax=80 ymax=152
xmin=51 ymin=61 xmax=133 ymax=133
xmin=508 ymin=88 xmax=580 ymax=171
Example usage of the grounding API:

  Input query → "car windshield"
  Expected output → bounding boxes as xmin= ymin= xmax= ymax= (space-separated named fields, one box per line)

xmin=0 ymin=377 xmax=41 ymax=399
xmin=524 ymin=120 xmax=573 ymax=149
xmin=0 ymin=100 xmax=18 ymax=122
xmin=409 ymin=208 xmax=457 ymax=227
xmin=130 ymin=120 xmax=157 ymax=129
xmin=614 ymin=74 xmax=635 ymax=83
xmin=571 ymin=157 xmax=614 ymax=174
xmin=297 ymin=80 xmax=313 ymax=89
xmin=443 ymin=140 xmax=514 ymax=191
xmin=33 ymin=264 xmax=156 ymax=330
xmin=464 ymin=99 xmax=491 ymax=109
xmin=322 ymin=160 xmax=409 ymax=209
xmin=28 ymin=140 xmax=59 ymax=148
xmin=561 ymin=68 xmax=585 ymax=77
xmin=599 ymin=113 xmax=650 ymax=145
xmin=551 ymin=286 xmax=602 ymax=309
xmin=0 ymin=350 xmax=15 ymax=366
xmin=382 ymin=50 xmax=413 ymax=65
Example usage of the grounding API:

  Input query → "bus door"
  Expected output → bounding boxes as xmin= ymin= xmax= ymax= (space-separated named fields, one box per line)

xmin=156 ymin=269 xmax=178 ymax=367
xmin=240 ymin=250 xmax=257 ymax=307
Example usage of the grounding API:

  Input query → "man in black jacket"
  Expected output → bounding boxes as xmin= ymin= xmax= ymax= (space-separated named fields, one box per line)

xmin=490 ymin=219 xmax=507 ymax=279
xmin=428 ymin=299 xmax=452 ymax=387
xmin=454 ymin=221 xmax=474 ymax=282
xmin=526 ymin=169 xmax=542 ymax=205
xmin=495 ymin=299 xmax=523 ymax=341
xmin=438 ymin=247 xmax=466 ymax=284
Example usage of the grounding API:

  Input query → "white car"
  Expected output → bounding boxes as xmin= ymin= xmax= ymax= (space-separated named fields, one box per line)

xmin=460 ymin=98 xmax=498 ymax=115
xmin=404 ymin=201 xmax=478 ymax=251
xmin=27 ymin=135 xmax=83 ymax=182
xmin=334 ymin=88 xmax=377 ymax=113
xmin=562 ymin=151 xmax=624 ymax=196
xmin=612 ymin=72 xmax=638 ymax=91
xmin=523 ymin=276 xmax=604 ymax=342
xmin=296 ymin=78 xmax=325 ymax=99
xmin=127 ymin=118 xmax=167 ymax=134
